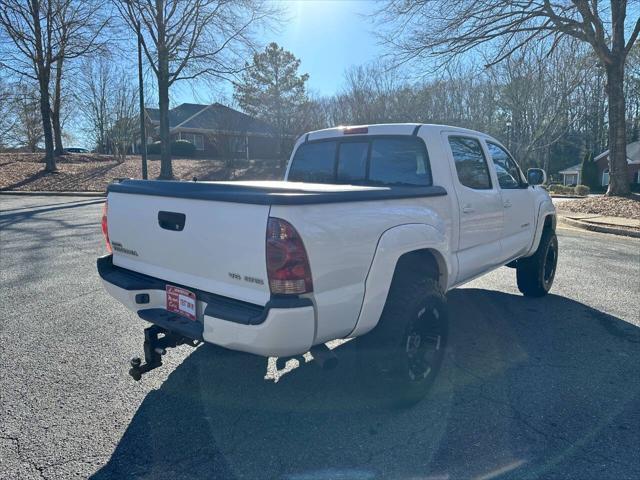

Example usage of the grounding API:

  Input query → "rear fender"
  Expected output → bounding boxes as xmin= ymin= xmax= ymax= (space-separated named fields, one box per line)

xmin=348 ymin=223 xmax=451 ymax=338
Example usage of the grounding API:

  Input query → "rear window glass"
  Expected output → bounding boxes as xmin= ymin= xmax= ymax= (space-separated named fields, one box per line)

xmin=287 ymin=142 xmax=336 ymax=183
xmin=288 ymin=136 xmax=431 ymax=187
xmin=337 ymin=142 xmax=368 ymax=183
xmin=369 ymin=138 xmax=431 ymax=186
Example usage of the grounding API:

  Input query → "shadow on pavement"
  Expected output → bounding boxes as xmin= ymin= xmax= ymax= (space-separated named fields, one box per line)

xmin=92 ymin=289 xmax=640 ymax=480
xmin=0 ymin=197 xmax=104 ymax=214
xmin=0 ymin=198 xmax=104 ymax=228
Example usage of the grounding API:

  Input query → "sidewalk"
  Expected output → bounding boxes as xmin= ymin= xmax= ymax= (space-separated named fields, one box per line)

xmin=558 ymin=212 xmax=640 ymax=238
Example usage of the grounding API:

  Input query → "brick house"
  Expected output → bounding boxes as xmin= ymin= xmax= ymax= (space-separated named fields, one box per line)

xmin=144 ymin=103 xmax=280 ymax=159
xmin=559 ymin=140 xmax=640 ymax=187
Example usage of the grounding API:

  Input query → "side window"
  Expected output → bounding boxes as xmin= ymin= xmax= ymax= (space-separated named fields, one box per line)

xmin=487 ymin=142 xmax=523 ymax=189
xmin=369 ymin=137 xmax=431 ymax=186
xmin=448 ymin=136 xmax=492 ymax=189
xmin=288 ymin=141 xmax=337 ymax=183
xmin=337 ymin=142 xmax=368 ymax=183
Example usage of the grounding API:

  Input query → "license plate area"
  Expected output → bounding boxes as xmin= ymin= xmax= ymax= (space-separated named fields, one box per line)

xmin=166 ymin=285 xmax=197 ymax=321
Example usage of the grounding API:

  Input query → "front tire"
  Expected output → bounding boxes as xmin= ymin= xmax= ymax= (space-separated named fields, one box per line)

xmin=516 ymin=229 xmax=558 ymax=297
xmin=357 ymin=278 xmax=448 ymax=407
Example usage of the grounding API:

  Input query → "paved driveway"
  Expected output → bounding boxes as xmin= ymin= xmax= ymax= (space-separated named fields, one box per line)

xmin=1 ymin=195 xmax=639 ymax=480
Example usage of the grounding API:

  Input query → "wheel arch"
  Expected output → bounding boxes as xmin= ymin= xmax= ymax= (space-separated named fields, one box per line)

xmin=348 ymin=223 xmax=451 ymax=338
xmin=524 ymin=199 xmax=556 ymax=257
xmin=391 ymin=248 xmax=448 ymax=290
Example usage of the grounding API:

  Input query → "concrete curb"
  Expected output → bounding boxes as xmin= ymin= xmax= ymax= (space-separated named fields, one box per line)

xmin=550 ymin=195 xmax=587 ymax=199
xmin=0 ymin=190 xmax=105 ymax=197
xmin=559 ymin=215 xmax=640 ymax=238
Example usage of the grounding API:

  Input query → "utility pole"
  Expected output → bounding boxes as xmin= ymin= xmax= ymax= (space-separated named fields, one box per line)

xmin=137 ymin=19 xmax=148 ymax=180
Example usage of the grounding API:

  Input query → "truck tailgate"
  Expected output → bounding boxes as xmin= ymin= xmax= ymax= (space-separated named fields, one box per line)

xmin=107 ymin=192 xmax=271 ymax=306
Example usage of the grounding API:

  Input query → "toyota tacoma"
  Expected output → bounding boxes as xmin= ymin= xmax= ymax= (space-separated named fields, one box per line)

xmin=97 ymin=123 xmax=557 ymax=402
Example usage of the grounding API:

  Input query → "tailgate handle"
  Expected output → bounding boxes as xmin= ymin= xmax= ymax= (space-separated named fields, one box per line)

xmin=158 ymin=211 xmax=186 ymax=231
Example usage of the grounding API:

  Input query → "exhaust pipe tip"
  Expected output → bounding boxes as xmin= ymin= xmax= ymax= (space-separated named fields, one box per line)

xmin=310 ymin=344 xmax=338 ymax=370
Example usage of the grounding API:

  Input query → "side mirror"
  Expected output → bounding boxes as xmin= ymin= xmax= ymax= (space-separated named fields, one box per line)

xmin=527 ymin=168 xmax=546 ymax=186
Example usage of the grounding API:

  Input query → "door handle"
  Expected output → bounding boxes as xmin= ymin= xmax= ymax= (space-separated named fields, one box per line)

xmin=158 ymin=211 xmax=186 ymax=231
xmin=462 ymin=204 xmax=475 ymax=214
xmin=503 ymin=200 xmax=512 ymax=208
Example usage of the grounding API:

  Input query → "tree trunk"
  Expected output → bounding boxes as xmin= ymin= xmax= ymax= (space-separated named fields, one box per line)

xmin=157 ymin=73 xmax=172 ymax=179
xmin=52 ymin=56 xmax=64 ymax=155
xmin=38 ymin=73 xmax=56 ymax=171
xmin=604 ymin=62 xmax=630 ymax=196
xmin=31 ymin=0 xmax=55 ymax=171
xmin=155 ymin=0 xmax=172 ymax=179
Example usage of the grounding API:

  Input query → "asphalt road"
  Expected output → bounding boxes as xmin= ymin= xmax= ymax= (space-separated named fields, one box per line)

xmin=1 ymin=194 xmax=639 ymax=480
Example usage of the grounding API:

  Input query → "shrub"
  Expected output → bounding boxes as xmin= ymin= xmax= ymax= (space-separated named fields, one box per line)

xmin=171 ymin=139 xmax=196 ymax=157
xmin=574 ymin=184 xmax=590 ymax=196
xmin=548 ymin=184 xmax=581 ymax=195
xmin=145 ymin=140 xmax=196 ymax=157
xmin=147 ymin=141 xmax=161 ymax=155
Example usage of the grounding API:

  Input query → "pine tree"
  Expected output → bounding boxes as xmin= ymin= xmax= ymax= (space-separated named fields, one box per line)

xmin=234 ymin=43 xmax=309 ymax=165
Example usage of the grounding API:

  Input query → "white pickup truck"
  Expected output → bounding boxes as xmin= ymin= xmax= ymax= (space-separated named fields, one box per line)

xmin=98 ymin=123 xmax=556 ymax=402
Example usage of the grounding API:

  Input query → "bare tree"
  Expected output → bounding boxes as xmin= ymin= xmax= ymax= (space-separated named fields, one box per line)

xmin=78 ymin=58 xmax=139 ymax=160
xmin=78 ymin=58 xmax=113 ymax=153
xmin=1 ymin=0 xmax=58 ymax=169
xmin=626 ymin=44 xmax=640 ymax=141
xmin=490 ymin=42 xmax=589 ymax=171
xmin=49 ymin=0 xmax=109 ymax=155
xmin=0 ymin=0 xmax=108 ymax=170
xmin=377 ymin=0 xmax=640 ymax=196
xmin=0 ymin=78 xmax=17 ymax=149
xmin=9 ymin=84 xmax=45 ymax=152
xmin=115 ymin=0 xmax=279 ymax=179
xmin=106 ymin=74 xmax=138 ymax=162
xmin=307 ymin=49 xmax=632 ymax=181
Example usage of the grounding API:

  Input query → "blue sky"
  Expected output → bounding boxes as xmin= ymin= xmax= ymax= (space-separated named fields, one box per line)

xmin=176 ymin=0 xmax=380 ymax=104
xmin=272 ymin=0 xmax=380 ymax=96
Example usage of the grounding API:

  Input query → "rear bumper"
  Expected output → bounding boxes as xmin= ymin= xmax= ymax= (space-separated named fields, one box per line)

xmin=97 ymin=255 xmax=316 ymax=357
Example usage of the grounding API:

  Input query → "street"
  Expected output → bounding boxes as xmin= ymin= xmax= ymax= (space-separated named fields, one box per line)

xmin=1 ymin=194 xmax=639 ymax=480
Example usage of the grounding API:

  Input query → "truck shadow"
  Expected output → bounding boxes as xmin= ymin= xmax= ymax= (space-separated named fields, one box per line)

xmin=92 ymin=289 xmax=640 ymax=480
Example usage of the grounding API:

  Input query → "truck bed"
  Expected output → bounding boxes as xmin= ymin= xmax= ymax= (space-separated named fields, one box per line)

xmin=107 ymin=179 xmax=447 ymax=205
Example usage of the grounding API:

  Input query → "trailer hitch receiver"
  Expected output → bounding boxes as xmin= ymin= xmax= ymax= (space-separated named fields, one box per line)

xmin=129 ymin=325 xmax=200 ymax=380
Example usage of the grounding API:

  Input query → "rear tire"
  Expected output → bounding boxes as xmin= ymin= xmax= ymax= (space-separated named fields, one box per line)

xmin=357 ymin=278 xmax=448 ymax=407
xmin=516 ymin=229 xmax=558 ymax=297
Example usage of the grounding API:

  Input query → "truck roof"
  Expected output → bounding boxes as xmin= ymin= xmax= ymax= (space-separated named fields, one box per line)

xmin=304 ymin=123 xmax=490 ymax=142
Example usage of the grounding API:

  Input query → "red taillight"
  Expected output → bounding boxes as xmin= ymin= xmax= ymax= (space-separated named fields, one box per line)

xmin=101 ymin=201 xmax=112 ymax=253
xmin=266 ymin=217 xmax=312 ymax=295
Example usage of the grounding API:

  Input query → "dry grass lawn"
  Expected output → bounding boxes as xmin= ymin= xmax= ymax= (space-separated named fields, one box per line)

xmin=0 ymin=153 xmax=284 ymax=192
xmin=558 ymin=194 xmax=640 ymax=220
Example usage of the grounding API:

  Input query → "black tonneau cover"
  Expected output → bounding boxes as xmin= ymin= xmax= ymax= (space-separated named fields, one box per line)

xmin=107 ymin=179 xmax=447 ymax=205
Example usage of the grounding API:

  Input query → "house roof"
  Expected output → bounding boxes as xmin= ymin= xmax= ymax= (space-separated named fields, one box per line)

xmin=145 ymin=107 xmax=160 ymax=123
xmin=144 ymin=103 xmax=275 ymax=135
xmin=594 ymin=140 xmax=640 ymax=164
xmin=559 ymin=163 xmax=581 ymax=174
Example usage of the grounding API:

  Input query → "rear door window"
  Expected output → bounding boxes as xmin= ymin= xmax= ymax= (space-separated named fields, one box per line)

xmin=287 ymin=141 xmax=336 ymax=183
xmin=448 ymin=136 xmax=492 ymax=189
xmin=369 ymin=137 xmax=431 ymax=186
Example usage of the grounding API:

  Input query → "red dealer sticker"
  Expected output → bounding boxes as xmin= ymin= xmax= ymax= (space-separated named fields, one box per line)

xmin=166 ymin=285 xmax=197 ymax=321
